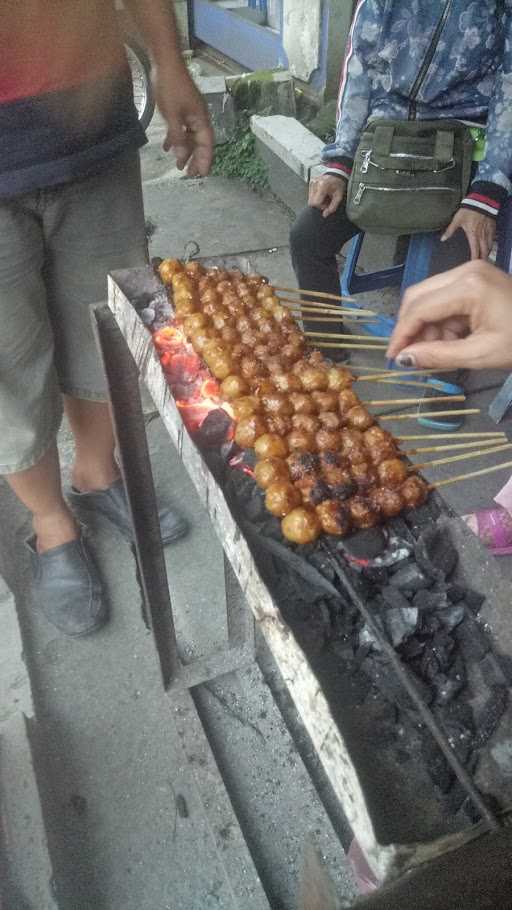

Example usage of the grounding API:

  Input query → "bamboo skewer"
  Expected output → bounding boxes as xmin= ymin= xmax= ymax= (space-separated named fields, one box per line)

xmin=398 ymin=432 xmax=506 ymax=440
xmin=293 ymin=315 xmax=381 ymax=324
xmin=364 ymin=394 xmax=465 ymax=407
xmin=380 ymin=408 xmax=480 ymax=421
xmin=410 ymin=443 xmax=512 ymax=473
xmin=356 ymin=369 xmax=458 ymax=381
xmin=274 ymin=285 xmax=357 ymax=304
xmin=360 ymin=377 xmax=458 ymax=390
xmin=305 ymin=331 xmax=389 ymax=344
xmin=286 ymin=305 xmax=372 ymax=318
xmin=279 ymin=296 xmax=348 ymax=312
xmin=432 ymin=459 xmax=512 ymax=489
xmin=403 ymin=440 xmax=508 ymax=455
xmin=314 ymin=341 xmax=389 ymax=351
xmin=280 ymin=300 xmax=376 ymax=318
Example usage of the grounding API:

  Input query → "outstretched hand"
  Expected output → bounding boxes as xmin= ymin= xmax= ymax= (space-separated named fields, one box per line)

xmin=387 ymin=261 xmax=512 ymax=371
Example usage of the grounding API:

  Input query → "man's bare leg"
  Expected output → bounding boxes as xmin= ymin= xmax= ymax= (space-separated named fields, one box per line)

xmin=64 ymin=397 xmax=120 ymax=493
xmin=6 ymin=444 xmax=78 ymax=553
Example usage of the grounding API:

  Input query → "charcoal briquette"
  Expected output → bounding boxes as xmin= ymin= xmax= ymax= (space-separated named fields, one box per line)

xmin=446 ymin=584 xmax=466 ymax=604
xmin=340 ymin=527 xmax=387 ymax=559
xmin=464 ymin=589 xmax=486 ymax=615
xmin=389 ymin=561 xmax=431 ymax=593
xmin=438 ymin=603 xmax=466 ymax=633
xmin=362 ymin=566 xmax=389 ymax=587
xmin=399 ymin=636 xmax=425 ymax=661
xmin=435 ymin=669 xmax=465 ymax=706
xmin=413 ymin=588 xmax=449 ymax=613
xmin=381 ymin=585 xmax=412 ymax=611
xmin=415 ymin=527 xmax=458 ymax=581
xmin=455 ymin=619 xmax=491 ymax=663
xmin=384 ymin=606 xmax=419 ymax=648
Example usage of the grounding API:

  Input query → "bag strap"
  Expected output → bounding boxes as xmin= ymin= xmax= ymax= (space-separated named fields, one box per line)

xmin=373 ymin=124 xmax=395 ymax=156
xmin=434 ymin=130 xmax=455 ymax=163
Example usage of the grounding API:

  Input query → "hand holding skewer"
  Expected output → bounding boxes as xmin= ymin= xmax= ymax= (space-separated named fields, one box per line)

xmin=387 ymin=261 xmax=512 ymax=371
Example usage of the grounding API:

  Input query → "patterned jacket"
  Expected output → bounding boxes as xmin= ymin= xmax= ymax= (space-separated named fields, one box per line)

xmin=322 ymin=0 xmax=512 ymax=218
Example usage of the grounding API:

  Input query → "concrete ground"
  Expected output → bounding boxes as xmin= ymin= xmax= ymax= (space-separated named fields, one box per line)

xmin=0 ymin=111 xmax=356 ymax=909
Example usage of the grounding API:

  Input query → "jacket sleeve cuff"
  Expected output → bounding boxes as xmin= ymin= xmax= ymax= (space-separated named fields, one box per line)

xmin=460 ymin=181 xmax=508 ymax=219
xmin=321 ymin=157 xmax=353 ymax=181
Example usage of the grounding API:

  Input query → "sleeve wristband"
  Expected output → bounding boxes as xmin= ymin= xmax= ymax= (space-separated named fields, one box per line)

xmin=460 ymin=181 xmax=508 ymax=220
xmin=320 ymin=158 xmax=353 ymax=180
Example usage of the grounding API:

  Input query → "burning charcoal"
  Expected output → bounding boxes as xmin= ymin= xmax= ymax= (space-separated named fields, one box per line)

xmin=438 ymin=603 xmax=466 ymax=633
xmin=196 ymin=409 xmax=235 ymax=448
xmin=362 ymin=566 xmax=389 ymax=587
xmin=389 ymin=561 xmax=431 ymax=593
xmin=464 ymin=588 xmax=486 ymax=615
xmin=340 ymin=528 xmax=387 ymax=560
xmin=405 ymin=500 xmax=441 ymax=537
xmin=446 ymin=584 xmax=466 ymax=604
xmin=414 ymin=527 xmax=458 ymax=581
xmin=413 ymin=588 xmax=448 ymax=613
xmin=384 ymin=606 xmax=419 ymax=648
xmin=474 ymin=684 xmax=508 ymax=749
xmin=454 ymin=619 xmax=490 ymax=663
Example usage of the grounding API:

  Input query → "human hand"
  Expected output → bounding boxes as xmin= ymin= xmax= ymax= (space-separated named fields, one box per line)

xmin=155 ymin=65 xmax=214 ymax=177
xmin=308 ymin=175 xmax=346 ymax=218
xmin=441 ymin=208 xmax=496 ymax=261
xmin=387 ymin=261 xmax=512 ymax=371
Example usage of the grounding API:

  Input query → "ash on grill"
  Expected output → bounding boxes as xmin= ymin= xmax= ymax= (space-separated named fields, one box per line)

xmin=142 ymin=270 xmax=510 ymax=843
xmin=222 ymin=455 xmax=510 ymax=831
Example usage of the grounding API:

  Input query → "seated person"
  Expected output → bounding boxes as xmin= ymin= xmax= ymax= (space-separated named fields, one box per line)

xmin=290 ymin=1 xmax=511 ymax=312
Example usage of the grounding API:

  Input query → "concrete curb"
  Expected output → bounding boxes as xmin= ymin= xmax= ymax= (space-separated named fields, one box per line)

xmin=250 ymin=114 xmax=327 ymax=213
xmin=0 ymin=577 xmax=58 ymax=909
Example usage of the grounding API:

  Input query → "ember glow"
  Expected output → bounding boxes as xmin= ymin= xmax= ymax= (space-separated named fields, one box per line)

xmin=152 ymin=319 xmax=231 ymax=437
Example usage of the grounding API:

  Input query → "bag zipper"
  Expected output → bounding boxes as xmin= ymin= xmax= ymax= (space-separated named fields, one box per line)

xmin=408 ymin=0 xmax=452 ymax=120
xmin=352 ymin=183 xmax=458 ymax=205
xmin=360 ymin=149 xmax=454 ymax=174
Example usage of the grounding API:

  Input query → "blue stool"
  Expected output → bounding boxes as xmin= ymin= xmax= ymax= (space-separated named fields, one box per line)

xmin=339 ymin=230 xmax=441 ymax=338
xmin=340 ymin=230 xmax=463 ymax=429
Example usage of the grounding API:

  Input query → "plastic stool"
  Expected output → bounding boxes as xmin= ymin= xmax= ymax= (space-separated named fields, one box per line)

xmin=339 ymin=231 xmax=441 ymax=337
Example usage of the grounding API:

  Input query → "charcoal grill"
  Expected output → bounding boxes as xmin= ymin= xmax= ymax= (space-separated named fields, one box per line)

xmin=98 ymin=262 xmax=512 ymax=897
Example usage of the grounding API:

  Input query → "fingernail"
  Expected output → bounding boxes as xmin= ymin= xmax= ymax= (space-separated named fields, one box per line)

xmin=396 ymin=353 xmax=416 ymax=368
xmin=440 ymin=235 xmax=447 ymax=242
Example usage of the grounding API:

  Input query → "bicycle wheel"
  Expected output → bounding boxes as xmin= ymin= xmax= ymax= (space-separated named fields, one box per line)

xmin=125 ymin=40 xmax=155 ymax=131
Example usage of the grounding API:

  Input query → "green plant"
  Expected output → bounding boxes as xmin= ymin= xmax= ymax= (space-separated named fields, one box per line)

xmin=212 ymin=122 xmax=269 ymax=191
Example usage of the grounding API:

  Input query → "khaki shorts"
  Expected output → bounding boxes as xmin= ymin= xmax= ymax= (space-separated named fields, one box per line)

xmin=0 ymin=149 xmax=148 ymax=474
